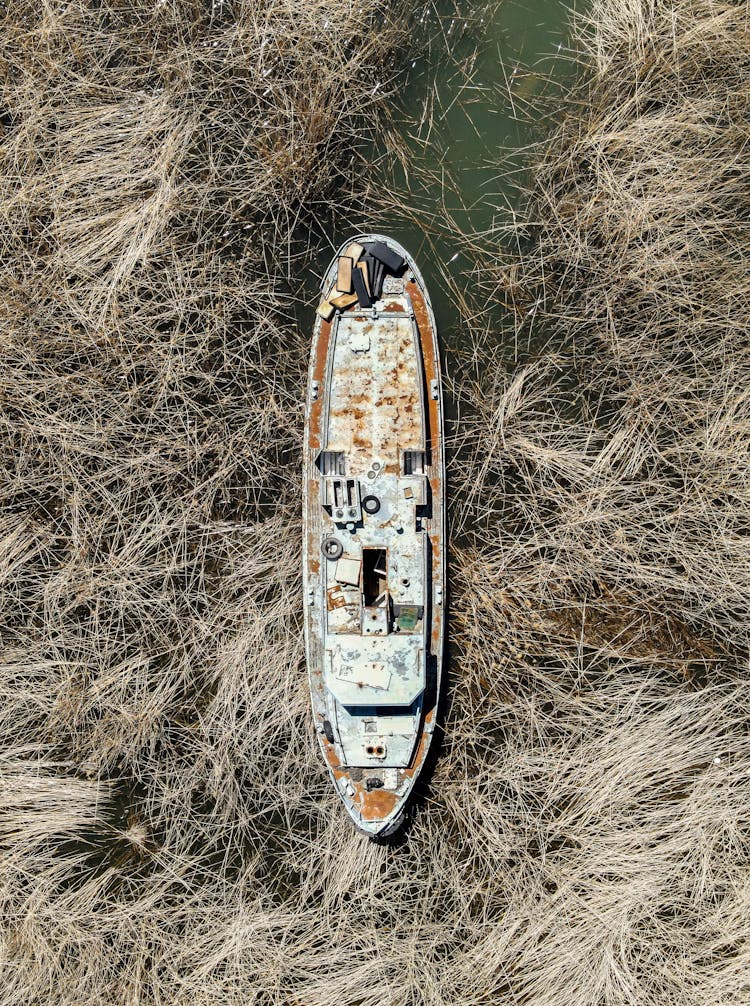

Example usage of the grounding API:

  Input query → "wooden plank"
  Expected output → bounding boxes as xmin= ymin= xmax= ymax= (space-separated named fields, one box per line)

xmin=317 ymin=299 xmax=336 ymax=321
xmin=356 ymin=260 xmax=371 ymax=296
xmin=365 ymin=240 xmax=405 ymax=274
xmin=330 ymin=290 xmax=358 ymax=310
xmin=336 ymin=256 xmax=354 ymax=294
xmin=371 ymin=260 xmax=385 ymax=298
xmin=344 ymin=241 xmax=364 ymax=265
xmin=361 ymin=252 xmax=382 ymax=298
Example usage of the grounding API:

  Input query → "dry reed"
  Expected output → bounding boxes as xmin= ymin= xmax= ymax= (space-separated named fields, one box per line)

xmin=1 ymin=1 xmax=749 ymax=1005
xmin=446 ymin=3 xmax=750 ymax=997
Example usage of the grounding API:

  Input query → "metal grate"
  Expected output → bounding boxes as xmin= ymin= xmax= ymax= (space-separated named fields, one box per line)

xmin=316 ymin=450 xmax=346 ymax=476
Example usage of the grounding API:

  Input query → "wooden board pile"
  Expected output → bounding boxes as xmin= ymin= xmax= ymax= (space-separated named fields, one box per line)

xmin=317 ymin=240 xmax=406 ymax=321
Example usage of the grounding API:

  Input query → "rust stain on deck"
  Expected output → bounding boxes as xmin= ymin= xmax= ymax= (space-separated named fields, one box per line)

xmin=360 ymin=787 xmax=399 ymax=820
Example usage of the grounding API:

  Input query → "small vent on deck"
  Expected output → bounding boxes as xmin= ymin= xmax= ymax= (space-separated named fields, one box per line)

xmin=403 ymin=450 xmax=426 ymax=475
xmin=316 ymin=451 xmax=346 ymax=476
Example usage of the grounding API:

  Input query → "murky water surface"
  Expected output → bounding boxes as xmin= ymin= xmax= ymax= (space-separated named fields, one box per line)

xmin=303 ymin=0 xmax=577 ymax=346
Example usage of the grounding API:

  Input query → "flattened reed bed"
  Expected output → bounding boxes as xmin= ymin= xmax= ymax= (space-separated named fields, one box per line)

xmin=445 ymin=5 xmax=750 ymax=994
xmin=478 ymin=0 xmax=750 ymax=653
xmin=0 ymin=1 xmax=749 ymax=1004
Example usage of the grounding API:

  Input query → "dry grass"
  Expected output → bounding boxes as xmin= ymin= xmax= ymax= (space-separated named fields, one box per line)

xmin=478 ymin=0 xmax=750 ymax=651
xmin=1 ymin=1 xmax=749 ymax=1004
xmin=449 ymin=0 xmax=750 ymax=1000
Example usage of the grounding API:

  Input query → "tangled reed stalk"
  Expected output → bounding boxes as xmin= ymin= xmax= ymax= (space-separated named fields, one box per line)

xmin=477 ymin=0 xmax=750 ymax=650
xmin=453 ymin=0 xmax=750 ymax=999
xmin=1 ymin=1 xmax=749 ymax=1004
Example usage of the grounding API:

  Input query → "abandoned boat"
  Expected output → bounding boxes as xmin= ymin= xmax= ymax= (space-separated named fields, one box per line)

xmin=303 ymin=234 xmax=445 ymax=837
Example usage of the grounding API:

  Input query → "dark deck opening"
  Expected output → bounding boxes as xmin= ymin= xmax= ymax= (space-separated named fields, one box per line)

xmin=403 ymin=449 xmax=428 ymax=475
xmin=362 ymin=548 xmax=388 ymax=607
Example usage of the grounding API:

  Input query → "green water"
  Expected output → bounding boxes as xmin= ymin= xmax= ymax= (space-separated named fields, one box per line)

xmin=377 ymin=0 xmax=576 ymax=326
xmin=304 ymin=0 xmax=577 ymax=348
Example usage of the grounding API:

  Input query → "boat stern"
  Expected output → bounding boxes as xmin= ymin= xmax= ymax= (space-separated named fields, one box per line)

xmin=331 ymin=767 xmax=411 ymax=839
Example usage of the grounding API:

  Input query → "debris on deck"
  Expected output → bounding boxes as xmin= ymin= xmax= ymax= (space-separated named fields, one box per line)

xmin=317 ymin=239 xmax=409 ymax=314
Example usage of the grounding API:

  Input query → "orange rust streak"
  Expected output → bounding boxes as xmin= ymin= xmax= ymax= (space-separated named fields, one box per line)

xmin=314 ymin=318 xmax=332 ymax=379
xmin=403 ymin=730 xmax=428 ymax=779
xmin=324 ymin=744 xmax=343 ymax=773
xmin=407 ymin=279 xmax=440 ymax=444
xmin=309 ymin=317 xmax=332 ymax=450
xmin=407 ymin=278 xmax=444 ymax=661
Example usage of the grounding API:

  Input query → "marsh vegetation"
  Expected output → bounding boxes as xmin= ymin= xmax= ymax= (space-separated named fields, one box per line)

xmin=0 ymin=1 xmax=748 ymax=1003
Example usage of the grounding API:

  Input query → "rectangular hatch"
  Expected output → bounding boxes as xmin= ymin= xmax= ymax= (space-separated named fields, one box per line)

xmin=362 ymin=547 xmax=388 ymax=608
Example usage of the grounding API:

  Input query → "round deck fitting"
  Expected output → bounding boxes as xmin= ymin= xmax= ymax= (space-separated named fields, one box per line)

xmin=361 ymin=494 xmax=381 ymax=515
xmin=321 ymin=537 xmax=344 ymax=560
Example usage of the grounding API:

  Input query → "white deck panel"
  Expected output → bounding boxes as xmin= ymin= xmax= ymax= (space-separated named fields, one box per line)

xmin=325 ymin=636 xmax=424 ymax=707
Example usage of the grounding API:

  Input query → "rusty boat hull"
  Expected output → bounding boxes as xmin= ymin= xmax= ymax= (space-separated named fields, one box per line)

xmin=303 ymin=235 xmax=445 ymax=837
